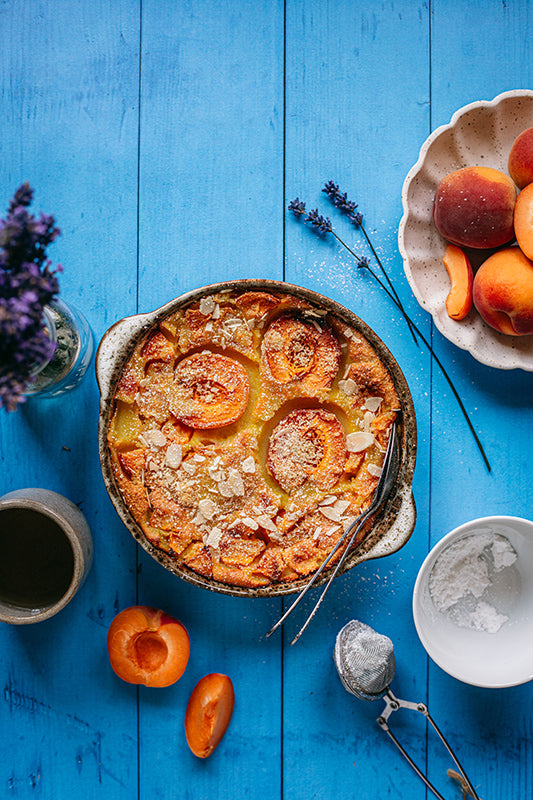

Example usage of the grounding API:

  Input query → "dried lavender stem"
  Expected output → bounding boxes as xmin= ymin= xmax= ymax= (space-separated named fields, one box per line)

xmin=329 ymin=231 xmax=491 ymax=473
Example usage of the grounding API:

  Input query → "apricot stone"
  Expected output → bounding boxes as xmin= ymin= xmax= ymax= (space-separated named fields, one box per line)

xmin=433 ymin=166 xmax=516 ymax=249
xmin=442 ymin=243 xmax=473 ymax=320
xmin=508 ymin=127 xmax=533 ymax=190
xmin=513 ymin=182 xmax=533 ymax=261
xmin=473 ymin=247 xmax=533 ymax=336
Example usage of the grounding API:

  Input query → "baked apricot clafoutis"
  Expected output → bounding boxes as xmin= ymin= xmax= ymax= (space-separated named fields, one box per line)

xmin=107 ymin=290 xmax=400 ymax=589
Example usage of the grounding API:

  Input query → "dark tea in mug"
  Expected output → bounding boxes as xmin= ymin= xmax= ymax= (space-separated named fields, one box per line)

xmin=0 ymin=508 xmax=75 ymax=609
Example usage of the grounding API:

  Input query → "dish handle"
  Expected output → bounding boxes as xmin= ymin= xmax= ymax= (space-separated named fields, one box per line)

xmin=95 ymin=312 xmax=151 ymax=399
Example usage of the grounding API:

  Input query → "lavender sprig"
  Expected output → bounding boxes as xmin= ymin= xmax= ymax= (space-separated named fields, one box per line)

xmin=288 ymin=197 xmax=490 ymax=472
xmin=322 ymin=181 xmax=418 ymax=344
xmin=0 ymin=183 xmax=61 ymax=411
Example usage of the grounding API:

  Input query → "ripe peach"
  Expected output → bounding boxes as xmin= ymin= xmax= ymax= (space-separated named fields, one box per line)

xmin=433 ymin=166 xmax=516 ymax=249
xmin=513 ymin=182 xmax=533 ymax=261
xmin=107 ymin=606 xmax=190 ymax=687
xmin=508 ymin=127 xmax=533 ymax=190
xmin=442 ymin=244 xmax=473 ymax=320
xmin=185 ymin=673 xmax=235 ymax=758
xmin=473 ymin=247 xmax=533 ymax=336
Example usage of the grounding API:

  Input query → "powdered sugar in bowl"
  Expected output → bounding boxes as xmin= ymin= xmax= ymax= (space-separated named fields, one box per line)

xmin=413 ymin=516 xmax=533 ymax=688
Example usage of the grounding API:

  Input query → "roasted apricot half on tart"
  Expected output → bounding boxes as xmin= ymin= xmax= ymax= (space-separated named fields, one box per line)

xmin=170 ymin=352 xmax=250 ymax=429
xmin=260 ymin=314 xmax=341 ymax=393
xmin=267 ymin=408 xmax=347 ymax=493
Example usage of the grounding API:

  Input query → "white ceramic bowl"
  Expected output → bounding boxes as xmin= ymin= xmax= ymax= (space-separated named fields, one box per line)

xmin=399 ymin=89 xmax=533 ymax=371
xmin=413 ymin=516 xmax=533 ymax=688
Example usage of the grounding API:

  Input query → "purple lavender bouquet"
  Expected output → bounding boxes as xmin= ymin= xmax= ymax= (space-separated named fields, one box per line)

xmin=0 ymin=183 xmax=62 ymax=411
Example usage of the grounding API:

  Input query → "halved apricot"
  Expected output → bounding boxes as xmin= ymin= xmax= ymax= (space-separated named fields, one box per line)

xmin=107 ymin=606 xmax=190 ymax=687
xmin=170 ymin=352 xmax=250 ymax=429
xmin=267 ymin=408 xmax=346 ymax=493
xmin=514 ymin=183 xmax=533 ymax=261
xmin=185 ymin=674 xmax=235 ymax=758
xmin=442 ymin=243 xmax=474 ymax=320
xmin=261 ymin=315 xmax=341 ymax=392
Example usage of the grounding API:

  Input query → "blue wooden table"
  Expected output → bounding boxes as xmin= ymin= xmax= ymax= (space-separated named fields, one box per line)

xmin=2 ymin=2 xmax=533 ymax=798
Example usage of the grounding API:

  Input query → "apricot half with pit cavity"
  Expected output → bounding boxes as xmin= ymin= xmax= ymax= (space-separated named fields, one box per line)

xmin=433 ymin=166 xmax=516 ymax=249
xmin=107 ymin=606 xmax=190 ymax=687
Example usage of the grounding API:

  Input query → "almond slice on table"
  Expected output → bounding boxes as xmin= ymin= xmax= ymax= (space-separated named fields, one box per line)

xmin=260 ymin=314 xmax=341 ymax=392
xmin=169 ymin=352 xmax=250 ymax=429
xmin=267 ymin=408 xmax=347 ymax=493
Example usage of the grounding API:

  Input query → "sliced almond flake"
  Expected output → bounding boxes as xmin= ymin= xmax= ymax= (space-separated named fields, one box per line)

xmin=204 ymin=526 xmax=224 ymax=549
xmin=193 ymin=511 xmax=207 ymax=526
xmin=256 ymin=515 xmax=278 ymax=532
xmin=241 ymin=517 xmax=259 ymax=530
xmin=217 ymin=481 xmax=234 ymax=498
xmin=319 ymin=495 xmax=338 ymax=506
xmin=164 ymin=443 xmax=182 ymax=469
xmin=362 ymin=411 xmax=375 ymax=431
xmin=333 ymin=499 xmax=351 ymax=515
xmin=212 ymin=456 xmax=222 ymax=467
xmin=209 ymin=469 xmax=224 ymax=482
xmin=364 ymin=397 xmax=383 ymax=413
xmin=338 ymin=378 xmax=358 ymax=396
xmin=181 ymin=461 xmax=197 ymax=476
xmin=212 ymin=303 xmax=221 ymax=319
xmin=142 ymin=429 xmax=167 ymax=448
xmin=346 ymin=431 xmax=375 ymax=453
xmin=204 ymin=321 xmax=214 ymax=332
xmin=198 ymin=498 xmax=217 ymax=520
xmin=367 ymin=463 xmax=383 ymax=478
xmin=228 ymin=468 xmax=245 ymax=496
xmin=319 ymin=506 xmax=343 ymax=522
xmin=199 ymin=296 xmax=216 ymax=316
xmin=241 ymin=456 xmax=256 ymax=474
xmin=148 ymin=461 xmax=159 ymax=472
xmin=193 ymin=454 xmax=206 ymax=462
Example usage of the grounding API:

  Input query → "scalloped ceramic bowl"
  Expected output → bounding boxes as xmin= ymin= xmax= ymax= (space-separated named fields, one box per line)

xmin=96 ymin=280 xmax=417 ymax=598
xmin=399 ymin=89 xmax=533 ymax=371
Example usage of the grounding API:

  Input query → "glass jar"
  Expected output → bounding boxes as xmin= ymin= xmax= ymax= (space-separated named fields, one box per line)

xmin=24 ymin=298 xmax=94 ymax=399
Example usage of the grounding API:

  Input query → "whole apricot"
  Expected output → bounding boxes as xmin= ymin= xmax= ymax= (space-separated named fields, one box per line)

xmin=513 ymin=182 xmax=533 ymax=261
xmin=473 ymin=246 xmax=533 ymax=336
xmin=185 ymin=673 xmax=235 ymax=758
xmin=107 ymin=605 xmax=190 ymax=687
xmin=433 ymin=166 xmax=516 ymax=249
xmin=508 ymin=127 xmax=533 ymax=190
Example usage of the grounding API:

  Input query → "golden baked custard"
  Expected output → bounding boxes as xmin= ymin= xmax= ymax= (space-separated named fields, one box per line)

xmin=107 ymin=290 xmax=400 ymax=589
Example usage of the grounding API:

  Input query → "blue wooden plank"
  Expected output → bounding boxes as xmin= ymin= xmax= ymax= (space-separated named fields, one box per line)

xmin=135 ymin=2 xmax=286 ymax=799
xmin=425 ymin=0 xmax=533 ymax=796
xmin=284 ymin=1 xmax=433 ymax=798
xmin=0 ymin=1 xmax=141 ymax=798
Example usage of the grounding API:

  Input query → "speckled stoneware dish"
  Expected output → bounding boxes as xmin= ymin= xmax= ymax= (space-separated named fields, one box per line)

xmin=96 ymin=280 xmax=417 ymax=597
xmin=399 ymin=89 xmax=533 ymax=371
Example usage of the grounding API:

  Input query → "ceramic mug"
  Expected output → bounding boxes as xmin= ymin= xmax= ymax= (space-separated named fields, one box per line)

xmin=0 ymin=488 xmax=93 ymax=624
